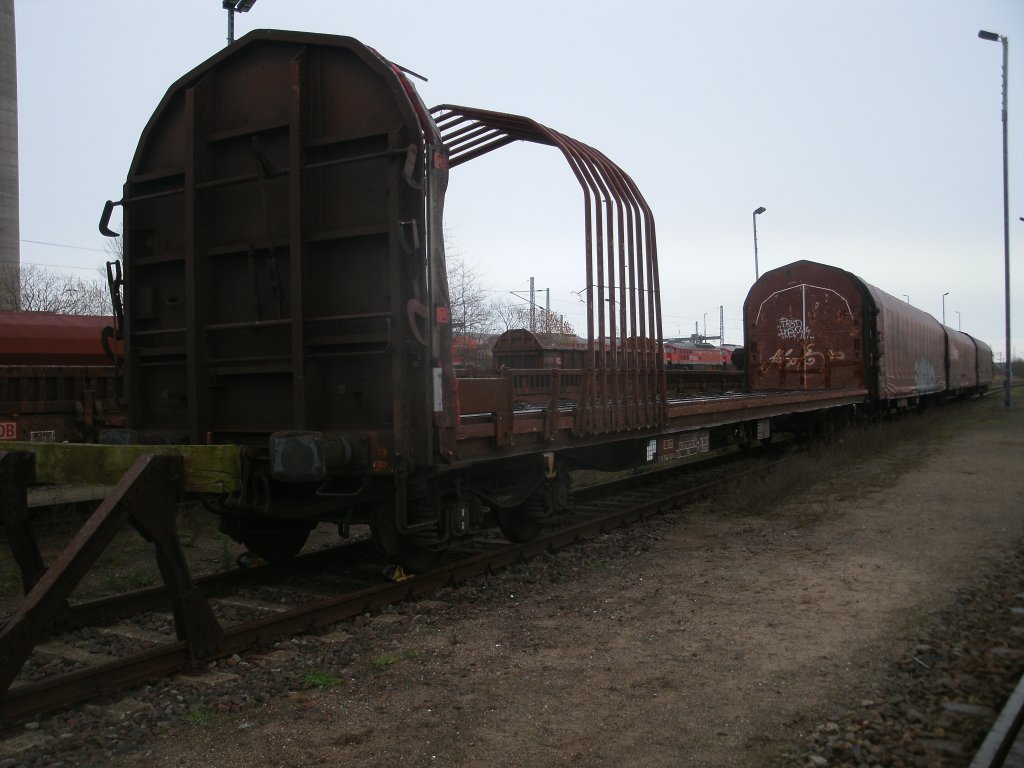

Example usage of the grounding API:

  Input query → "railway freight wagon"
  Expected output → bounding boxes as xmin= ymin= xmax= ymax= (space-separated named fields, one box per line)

xmin=743 ymin=260 xmax=991 ymax=406
xmin=946 ymin=329 xmax=978 ymax=395
xmin=79 ymin=25 xmax=993 ymax=571
xmin=491 ymin=329 xmax=590 ymax=371
xmin=947 ymin=330 xmax=994 ymax=396
xmin=99 ymin=30 xmax=670 ymax=565
xmin=0 ymin=312 xmax=123 ymax=442
xmin=974 ymin=336 xmax=995 ymax=389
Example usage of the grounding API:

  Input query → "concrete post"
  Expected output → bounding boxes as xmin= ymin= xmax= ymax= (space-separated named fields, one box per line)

xmin=0 ymin=0 xmax=19 ymax=310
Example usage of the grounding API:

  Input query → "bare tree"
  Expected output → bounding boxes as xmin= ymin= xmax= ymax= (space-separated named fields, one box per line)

xmin=534 ymin=307 xmax=575 ymax=342
xmin=2 ymin=264 xmax=112 ymax=315
xmin=445 ymin=250 xmax=498 ymax=369
xmin=446 ymin=252 xmax=495 ymax=337
xmin=489 ymin=299 xmax=575 ymax=343
xmin=489 ymin=299 xmax=523 ymax=333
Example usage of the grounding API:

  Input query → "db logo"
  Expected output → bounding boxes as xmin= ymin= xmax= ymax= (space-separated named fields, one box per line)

xmin=0 ymin=422 xmax=16 ymax=441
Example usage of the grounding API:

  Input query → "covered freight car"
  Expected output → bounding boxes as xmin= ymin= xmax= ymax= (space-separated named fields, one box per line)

xmin=972 ymin=336 xmax=995 ymax=389
xmin=0 ymin=312 xmax=114 ymax=366
xmin=945 ymin=329 xmax=978 ymax=395
xmin=100 ymin=29 xmax=669 ymax=564
xmin=0 ymin=312 xmax=124 ymax=442
xmin=491 ymin=329 xmax=589 ymax=370
xmin=743 ymin=260 xmax=949 ymax=405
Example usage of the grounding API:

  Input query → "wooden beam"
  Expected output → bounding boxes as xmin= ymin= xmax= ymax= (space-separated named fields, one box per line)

xmin=0 ymin=443 xmax=241 ymax=493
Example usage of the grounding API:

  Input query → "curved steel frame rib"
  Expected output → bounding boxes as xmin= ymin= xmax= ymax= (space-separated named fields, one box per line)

xmin=430 ymin=105 xmax=667 ymax=434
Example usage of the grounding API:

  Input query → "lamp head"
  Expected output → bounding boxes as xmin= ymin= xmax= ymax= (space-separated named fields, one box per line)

xmin=753 ymin=206 xmax=766 ymax=215
xmin=978 ymin=30 xmax=1001 ymax=42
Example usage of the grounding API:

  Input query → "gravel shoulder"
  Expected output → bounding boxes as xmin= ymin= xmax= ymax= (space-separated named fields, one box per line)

xmin=6 ymin=395 xmax=1024 ymax=768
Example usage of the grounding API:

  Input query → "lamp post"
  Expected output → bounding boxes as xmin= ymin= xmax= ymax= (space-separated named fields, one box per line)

xmin=978 ymin=29 xmax=1012 ymax=408
xmin=903 ymin=294 xmax=910 ymax=304
xmin=223 ymin=0 xmax=257 ymax=45
xmin=752 ymin=206 xmax=766 ymax=279
xmin=942 ymin=292 xmax=949 ymax=326
xmin=956 ymin=310 xmax=961 ymax=331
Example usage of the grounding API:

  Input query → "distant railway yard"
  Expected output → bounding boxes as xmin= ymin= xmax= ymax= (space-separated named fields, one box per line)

xmin=0 ymin=392 xmax=1021 ymax=767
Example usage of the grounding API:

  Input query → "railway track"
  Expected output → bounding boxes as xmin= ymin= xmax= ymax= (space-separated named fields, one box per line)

xmin=791 ymin=530 xmax=1024 ymax=768
xmin=968 ymin=575 xmax=1024 ymax=768
xmin=0 ymin=443 xmax=776 ymax=723
xmin=970 ymin=670 xmax=1024 ymax=767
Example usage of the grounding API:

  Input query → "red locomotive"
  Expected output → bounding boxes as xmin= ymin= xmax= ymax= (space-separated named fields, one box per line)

xmin=663 ymin=340 xmax=733 ymax=369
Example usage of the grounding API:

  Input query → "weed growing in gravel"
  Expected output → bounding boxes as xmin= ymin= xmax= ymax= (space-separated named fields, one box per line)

xmin=302 ymin=670 xmax=346 ymax=689
xmin=370 ymin=654 xmax=398 ymax=671
xmin=180 ymin=705 xmax=214 ymax=726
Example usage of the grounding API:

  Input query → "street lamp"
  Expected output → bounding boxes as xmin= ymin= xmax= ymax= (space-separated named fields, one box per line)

xmin=978 ymin=29 xmax=1012 ymax=408
xmin=903 ymin=294 xmax=910 ymax=304
xmin=956 ymin=310 xmax=961 ymax=331
xmin=942 ymin=292 xmax=949 ymax=326
xmin=752 ymin=206 xmax=766 ymax=279
xmin=223 ymin=0 xmax=257 ymax=45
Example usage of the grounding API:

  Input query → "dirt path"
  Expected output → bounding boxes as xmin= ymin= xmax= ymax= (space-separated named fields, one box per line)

xmin=113 ymin=396 xmax=1024 ymax=768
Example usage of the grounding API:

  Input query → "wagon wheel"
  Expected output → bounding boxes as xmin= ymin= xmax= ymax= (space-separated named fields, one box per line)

xmin=496 ymin=504 xmax=541 ymax=543
xmin=222 ymin=518 xmax=313 ymax=563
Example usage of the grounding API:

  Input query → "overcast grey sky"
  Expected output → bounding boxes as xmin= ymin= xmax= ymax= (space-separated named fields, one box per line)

xmin=13 ymin=0 xmax=1024 ymax=355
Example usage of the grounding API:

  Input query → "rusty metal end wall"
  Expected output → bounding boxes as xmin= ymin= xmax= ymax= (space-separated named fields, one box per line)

xmin=744 ymin=260 xmax=868 ymax=393
xmin=744 ymin=260 xmax=957 ymax=402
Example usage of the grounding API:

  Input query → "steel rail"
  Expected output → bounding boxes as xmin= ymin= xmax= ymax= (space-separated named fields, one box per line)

xmin=34 ymin=538 xmax=380 ymax=632
xmin=968 ymin=671 xmax=1024 ymax=768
